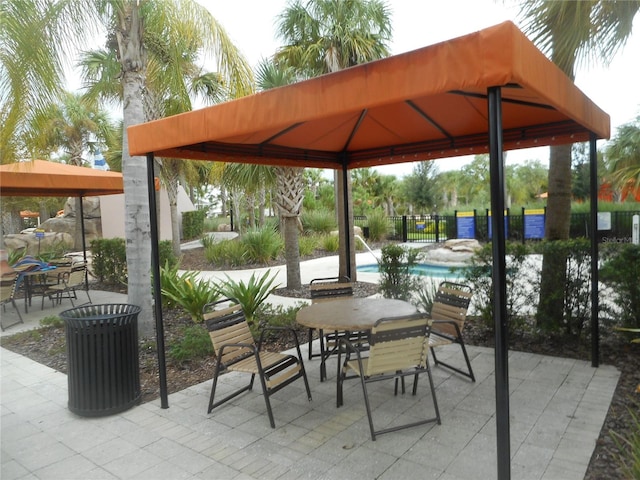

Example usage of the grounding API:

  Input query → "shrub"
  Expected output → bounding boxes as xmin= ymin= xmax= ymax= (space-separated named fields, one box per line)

xmin=158 ymin=240 xmax=178 ymax=269
xmin=240 ymin=226 xmax=283 ymax=264
xmin=412 ymin=277 xmax=440 ymax=313
xmin=302 ymin=209 xmax=336 ymax=234
xmin=611 ymin=400 xmax=640 ymax=480
xmin=215 ymin=270 xmax=280 ymax=324
xmin=600 ymin=244 xmax=640 ymax=329
xmin=91 ymin=238 xmax=127 ymax=284
xmin=168 ymin=325 xmax=213 ymax=364
xmin=182 ymin=210 xmax=206 ymax=240
xmin=253 ymin=303 xmax=306 ymax=340
xmin=377 ymin=244 xmax=420 ymax=301
xmin=299 ymin=234 xmax=319 ymax=257
xmin=160 ymin=262 xmax=220 ymax=322
xmin=203 ymin=239 xmax=246 ymax=267
xmin=366 ymin=211 xmax=390 ymax=241
xmin=462 ymin=242 xmax=536 ymax=332
xmin=320 ymin=234 xmax=339 ymax=252
xmin=532 ymin=239 xmax=592 ymax=335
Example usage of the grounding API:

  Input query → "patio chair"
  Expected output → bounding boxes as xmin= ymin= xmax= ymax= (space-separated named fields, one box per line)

xmin=41 ymin=260 xmax=91 ymax=308
xmin=203 ymin=298 xmax=312 ymax=428
xmin=428 ymin=281 xmax=475 ymax=381
xmin=1 ymin=272 xmax=24 ymax=331
xmin=308 ymin=276 xmax=367 ymax=381
xmin=336 ymin=313 xmax=441 ymax=441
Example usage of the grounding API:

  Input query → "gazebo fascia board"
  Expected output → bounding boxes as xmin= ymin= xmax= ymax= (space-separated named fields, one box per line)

xmin=128 ymin=21 xmax=609 ymax=164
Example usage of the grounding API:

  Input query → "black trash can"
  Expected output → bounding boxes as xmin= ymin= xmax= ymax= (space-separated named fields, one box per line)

xmin=60 ymin=303 xmax=141 ymax=417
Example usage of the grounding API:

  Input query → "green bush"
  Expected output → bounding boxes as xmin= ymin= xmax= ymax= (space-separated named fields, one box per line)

xmin=182 ymin=210 xmax=206 ymax=240
xmin=299 ymin=234 xmax=319 ymax=256
xmin=91 ymin=238 xmax=127 ymax=284
xmin=463 ymin=242 xmax=536 ymax=332
xmin=216 ymin=270 xmax=280 ymax=324
xmin=377 ymin=244 xmax=420 ymax=301
xmin=36 ymin=240 xmax=70 ymax=262
xmin=320 ymin=234 xmax=339 ymax=252
xmin=531 ymin=239 xmax=592 ymax=335
xmin=240 ymin=226 xmax=283 ymax=264
xmin=412 ymin=277 xmax=440 ymax=313
xmin=160 ymin=262 xmax=220 ymax=322
xmin=302 ymin=208 xmax=336 ymax=234
xmin=158 ymin=240 xmax=178 ymax=269
xmin=203 ymin=239 xmax=246 ymax=267
xmin=600 ymin=244 xmax=640 ymax=329
xmin=365 ymin=211 xmax=390 ymax=241
xmin=253 ymin=303 xmax=306 ymax=340
xmin=168 ymin=325 xmax=213 ymax=364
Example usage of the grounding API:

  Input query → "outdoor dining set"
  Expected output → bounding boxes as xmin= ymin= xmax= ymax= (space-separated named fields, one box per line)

xmin=0 ymin=255 xmax=91 ymax=331
xmin=203 ymin=278 xmax=475 ymax=441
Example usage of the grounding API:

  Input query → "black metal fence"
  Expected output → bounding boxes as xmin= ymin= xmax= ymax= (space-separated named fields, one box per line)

xmin=355 ymin=210 xmax=640 ymax=244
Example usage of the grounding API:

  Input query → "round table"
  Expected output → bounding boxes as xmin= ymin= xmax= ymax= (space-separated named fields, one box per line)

xmin=296 ymin=297 xmax=418 ymax=331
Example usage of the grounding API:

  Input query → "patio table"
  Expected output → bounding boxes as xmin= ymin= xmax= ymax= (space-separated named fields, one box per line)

xmin=296 ymin=297 xmax=417 ymax=379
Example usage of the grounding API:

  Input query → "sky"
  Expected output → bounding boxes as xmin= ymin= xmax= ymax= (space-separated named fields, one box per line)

xmin=194 ymin=0 xmax=640 ymax=177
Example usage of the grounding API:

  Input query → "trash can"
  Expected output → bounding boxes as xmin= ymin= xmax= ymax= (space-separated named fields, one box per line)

xmin=60 ymin=304 xmax=141 ymax=417
xmin=362 ymin=226 xmax=370 ymax=239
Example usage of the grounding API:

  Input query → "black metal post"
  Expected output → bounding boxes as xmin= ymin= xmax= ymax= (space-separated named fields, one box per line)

xmin=146 ymin=154 xmax=169 ymax=409
xmin=341 ymin=159 xmax=352 ymax=280
xmin=488 ymin=86 xmax=510 ymax=480
xmin=79 ymin=195 xmax=89 ymax=292
xmin=402 ymin=216 xmax=408 ymax=242
xmin=589 ymin=133 xmax=599 ymax=367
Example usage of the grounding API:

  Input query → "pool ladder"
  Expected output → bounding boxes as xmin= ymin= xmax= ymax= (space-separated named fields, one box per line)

xmin=355 ymin=234 xmax=380 ymax=262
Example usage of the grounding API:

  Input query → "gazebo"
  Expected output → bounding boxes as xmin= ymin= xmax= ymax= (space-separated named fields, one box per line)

xmin=127 ymin=22 xmax=609 ymax=479
xmin=0 ymin=160 xmax=124 ymax=270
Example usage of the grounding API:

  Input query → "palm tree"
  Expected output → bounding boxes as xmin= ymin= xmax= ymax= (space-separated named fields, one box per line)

xmin=517 ymin=0 xmax=639 ymax=326
xmin=605 ymin=116 xmax=640 ymax=195
xmin=2 ymin=0 xmax=254 ymax=337
xmin=26 ymin=91 xmax=116 ymax=249
xmin=255 ymin=58 xmax=306 ymax=289
xmin=274 ymin=0 xmax=392 ymax=282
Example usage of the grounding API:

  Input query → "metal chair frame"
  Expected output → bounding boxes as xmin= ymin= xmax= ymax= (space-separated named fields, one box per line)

xmin=428 ymin=281 xmax=475 ymax=382
xmin=42 ymin=262 xmax=91 ymax=309
xmin=307 ymin=276 xmax=368 ymax=381
xmin=204 ymin=298 xmax=312 ymax=428
xmin=1 ymin=273 xmax=24 ymax=331
xmin=336 ymin=313 xmax=441 ymax=441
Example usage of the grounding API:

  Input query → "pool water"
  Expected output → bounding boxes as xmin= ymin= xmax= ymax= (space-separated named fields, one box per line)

xmin=357 ymin=263 xmax=465 ymax=278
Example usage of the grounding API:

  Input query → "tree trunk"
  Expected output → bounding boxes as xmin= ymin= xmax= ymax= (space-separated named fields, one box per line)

xmin=537 ymin=143 xmax=572 ymax=328
xmin=275 ymin=167 xmax=304 ymax=290
xmin=337 ymin=170 xmax=357 ymax=282
xmin=117 ymin=3 xmax=153 ymax=338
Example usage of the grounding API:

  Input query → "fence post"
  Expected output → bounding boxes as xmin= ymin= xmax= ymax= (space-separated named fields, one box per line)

xmin=402 ymin=215 xmax=408 ymax=242
xmin=435 ymin=214 xmax=440 ymax=243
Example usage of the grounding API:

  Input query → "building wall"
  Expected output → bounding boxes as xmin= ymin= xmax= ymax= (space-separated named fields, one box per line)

xmin=100 ymin=187 xmax=195 ymax=241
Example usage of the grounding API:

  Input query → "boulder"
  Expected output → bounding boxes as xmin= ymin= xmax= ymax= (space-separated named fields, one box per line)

xmin=39 ymin=216 xmax=102 ymax=243
xmin=4 ymin=232 xmax=74 ymax=257
xmin=63 ymin=197 xmax=101 ymax=218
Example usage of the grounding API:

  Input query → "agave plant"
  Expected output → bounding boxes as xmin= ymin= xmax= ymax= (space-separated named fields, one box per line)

xmin=160 ymin=262 xmax=220 ymax=323
xmin=215 ymin=270 xmax=280 ymax=324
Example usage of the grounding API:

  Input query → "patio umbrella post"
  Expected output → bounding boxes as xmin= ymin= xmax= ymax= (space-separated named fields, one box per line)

xmin=340 ymin=159 xmax=352 ymax=280
xmin=488 ymin=86 xmax=511 ymax=480
xmin=146 ymin=153 xmax=169 ymax=409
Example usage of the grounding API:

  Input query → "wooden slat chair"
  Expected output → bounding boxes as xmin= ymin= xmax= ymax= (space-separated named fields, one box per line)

xmin=428 ymin=281 xmax=475 ymax=381
xmin=1 ymin=273 xmax=24 ymax=331
xmin=308 ymin=276 xmax=367 ymax=381
xmin=203 ymin=298 xmax=312 ymax=428
xmin=42 ymin=261 xmax=91 ymax=308
xmin=336 ymin=313 xmax=441 ymax=441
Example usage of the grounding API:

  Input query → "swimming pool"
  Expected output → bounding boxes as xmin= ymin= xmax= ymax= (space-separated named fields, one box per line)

xmin=356 ymin=263 xmax=466 ymax=279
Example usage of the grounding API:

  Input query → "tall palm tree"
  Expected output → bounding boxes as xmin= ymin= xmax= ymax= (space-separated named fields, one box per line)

xmin=27 ymin=91 xmax=116 ymax=249
xmin=255 ymin=58 xmax=306 ymax=289
xmin=517 ymin=0 xmax=639 ymax=326
xmin=275 ymin=0 xmax=392 ymax=282
xmin=3 ymin=0 xmax=254 ymax=337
